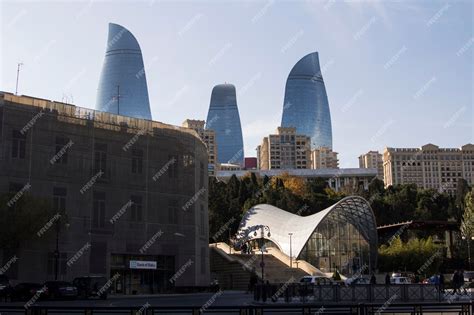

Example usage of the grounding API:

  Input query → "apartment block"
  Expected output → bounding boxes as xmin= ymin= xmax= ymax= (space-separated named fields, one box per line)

xmin=359 ymin=151 xmax=383 ymax=179
xmin=383 ymin=143 xmax=474 ymax=194
xmin=257 ymin=127 xmax=311 ymax=170
xmin=182 ymin=119 xmax=217 ymax=176
xmin=311 ymin=147 xmax=339 ymax=169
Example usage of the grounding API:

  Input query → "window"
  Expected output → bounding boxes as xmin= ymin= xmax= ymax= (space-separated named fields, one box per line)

xmin=131 ymin=149 xmax=143 ymax=174
xmin=168 ymin=155 xmax=178 ymax=178
xmin=53 ymin=187 xmax=67 ymax=214
xmin=11 ymin=130 xmax=26 ymax=159
xmin=47 ymin=252 xmax=67 ymax=276
xmin=168 ymin=199 xmax=178 ymax=224
xmin=130 ymin=195 xmax=143 ymax=222
xmin=94 ymin=143 xmax=107 ymax=175
xmin=55 ymin=137 xmax=70 ymax=164
xmin=93 ymin=192 xmax=106 ymax=228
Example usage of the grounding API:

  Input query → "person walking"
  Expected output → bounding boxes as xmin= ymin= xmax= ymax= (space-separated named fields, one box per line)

xmin=385 ymin=273 xmax=391 ymax=285
xmin=248 ymin=268 xmax=258 ymax=294
xmin=459 ymin=270 xmax=467 ymax=295
xmin=439 ymin=273 xmax=445 ymax=293
xmin=370 ymin=274 xmax=377 ymax=285
xmin=451 ymin=270 xmax=459 ymax=295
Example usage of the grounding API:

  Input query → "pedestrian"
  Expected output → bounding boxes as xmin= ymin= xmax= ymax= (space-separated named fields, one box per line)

xmin=451 ymin=270 xmax=459 ymax=295
xmin=370 ymin=274 xmax=376 ymax=285
xmin=439 ymin=273 xmax=445 ymax=293
xmin=385 ymin=273 xmax=390 ymax=285
xmin=414 ymin=273 xmax=420 ymax=284
xmin=248 ymin=268 xmax=258 ymax=294
xmin=460 ymin=270 xmax=467 ymax=295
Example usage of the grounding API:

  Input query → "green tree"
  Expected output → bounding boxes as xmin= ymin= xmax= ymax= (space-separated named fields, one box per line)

xmin=461 ymin=189 xmax=474 ymax=239
xmin=0 ymin=193 xmax=54 ymax=250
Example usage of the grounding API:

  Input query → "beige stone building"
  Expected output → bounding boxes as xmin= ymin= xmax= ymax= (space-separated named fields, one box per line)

xmin=311 ymin=147 xmax=339 ymax=169
xmin=257 ymin=127 xmax=311 ymax=170
xmin=359 ymin=151 xmax=383 ymax=179
xmin=182 ymin=119 xmax=217 ymax=176
xmin=383 ymin=144 xmax=474 ymax=194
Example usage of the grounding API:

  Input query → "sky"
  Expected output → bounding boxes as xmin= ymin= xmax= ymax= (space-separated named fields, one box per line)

xmin=1 ymin=0 xmax=473 ymax=167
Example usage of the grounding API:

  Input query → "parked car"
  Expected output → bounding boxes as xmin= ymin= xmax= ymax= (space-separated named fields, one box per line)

xmin=72 ymin=276 xmax=108 ymax=299
xmin=43 ymin=281 xmax=78 ymax=300
xmin=345 ymin=276 xmax=370 ymax=286
xmin=0 ymin=275 xmax=12 ymax=300
xmin=10 ymin=283 xmax=46 ymax=301
xmin=299 ymin=276 xmax=334 ymax=285
xmin=390 ymin=276 xmax=411 ymax=284
xmin=464 ymin=271 xmax=474 ymax=288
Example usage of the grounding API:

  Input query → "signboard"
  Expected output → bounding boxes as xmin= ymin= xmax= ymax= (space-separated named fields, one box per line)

xmin=129 ymin=260 xmax=157 ymax=270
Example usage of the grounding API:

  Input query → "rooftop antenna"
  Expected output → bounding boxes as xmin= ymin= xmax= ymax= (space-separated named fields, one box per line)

xmin=15 ymin=62 xmax=23 ymax=95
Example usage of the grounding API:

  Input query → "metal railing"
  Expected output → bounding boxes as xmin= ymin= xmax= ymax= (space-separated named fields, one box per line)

xmin=0 ymin=302 xmax=472 ymax=315
xmin=253 ymin=283 xmax=463 ymax=303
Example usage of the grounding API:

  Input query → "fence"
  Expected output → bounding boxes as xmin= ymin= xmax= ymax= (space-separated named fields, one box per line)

xmin=0 ymin=303 xmax=472 ymax=315
xmin=254 ymin=283 xmax=451 ymax=303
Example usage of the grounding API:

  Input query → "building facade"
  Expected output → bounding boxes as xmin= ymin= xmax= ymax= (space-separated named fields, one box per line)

xmin=281 ymin=52 xmax=333 ymax=149
xmin=182 ymin=119 xmax=217 ymax=176
xmin=257 ymin=127 xmax=311 ymax=170
xmin=216 ymin=168 xmax=378 ymax=193
xmin=96 ymin=23 xmax=152 ymax=120
xmin=205 ymin=84 xmax=244 ymax=166
xmin=359 ymin=151 xmax=383 ymax=180
xmin=311 ymin=147 xmax=339 ymax=169
xmin=244 ymin=157 xmax=257 ymax=170
xmin=383 ymin=144 xmax=474 ymax=194
xmin=0 ymin=93 xmax=209 ymax=292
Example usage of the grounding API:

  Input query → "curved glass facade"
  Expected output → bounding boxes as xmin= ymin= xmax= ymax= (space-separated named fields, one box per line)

xmin=205 ymin=84 xmax=244 ymax=165
xmin=281 ymin=52 xmax=332 ymax=149
xmin=298 ymin=211 xmax=371 ymax=274
xmin=96 ymin=23 xmax=152 ymax=120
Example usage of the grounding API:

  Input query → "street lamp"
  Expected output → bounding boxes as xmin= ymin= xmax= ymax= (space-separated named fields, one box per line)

xmin=253 ymin=225 xmax=271 ymax=282
xmin=462 ymin=235 xmax=474 ymax=270
xmin=288 ymin=233 xmax=293 ymax=268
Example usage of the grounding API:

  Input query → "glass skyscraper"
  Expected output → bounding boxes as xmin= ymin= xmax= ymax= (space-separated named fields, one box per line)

xmin=281 ymin=52 xmax=332 ymax=149
xmin=96 ymin=23 xmax=152 ymax=120
xmin=205 ymin=84 xmax=244 ymax=166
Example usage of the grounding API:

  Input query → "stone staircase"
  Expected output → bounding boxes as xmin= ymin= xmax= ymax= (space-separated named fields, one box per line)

xmin=209 ymin=243 xmax=312 ymax=290
xmin=232 ymin=253 xmax=308 ymax=284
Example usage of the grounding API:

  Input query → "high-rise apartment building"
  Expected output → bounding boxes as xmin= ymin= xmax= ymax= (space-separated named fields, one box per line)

xmin=359 ymin=151 xmax=383 ymax=179
xmin=311 ymin=147 xmax=339 ymax=169
xmin=281 ymin=52 xmax=332 ymax=149
xmin=182 ymin=119 xmax=218 ymax=176
xmin=96 ymin=23 xmax=152 ymax=120
xmin=205 ymin=84 xmax=244 ymax=166
xmin=383 ymin=144 xmax=474 ymax=194
xmin=257 ymin=127 xmax=311 ymax=170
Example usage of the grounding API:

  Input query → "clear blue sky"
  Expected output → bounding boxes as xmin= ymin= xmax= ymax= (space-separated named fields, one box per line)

xmin=1 ymin=0 xmax=472 ymax=167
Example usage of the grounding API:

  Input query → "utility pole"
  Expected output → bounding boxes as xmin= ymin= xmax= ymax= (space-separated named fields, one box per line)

xmin=15 ymin=63 xmax=23 ymax=95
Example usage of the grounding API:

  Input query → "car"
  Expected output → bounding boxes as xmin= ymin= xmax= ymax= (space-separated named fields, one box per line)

xmin=390 ymin=276 xmax=411 ymax=284
xmin=43 ymin=281 xmax=78 ymax=300
xmin=345 ymin=276 xmax=370 ymax=286
xmin=0 ymin=275 xmax=12 ymax=300
xmin=299 ymin=276 xmax=334 ymax=285
xmin=463 ymin=271 xmax=474 ymax=282
xmin=72 ymin=276 xmax=108 ymax=299
xmin=10 ymin=283 xmax=46 ymax=301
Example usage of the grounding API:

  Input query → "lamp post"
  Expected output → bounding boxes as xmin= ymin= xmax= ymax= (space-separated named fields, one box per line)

xmin=462 ymin=235 xmax=474 ymax=270
xmin=288 ymin=233 xmax=293 ymax=268
xmin=254 ymin=225 xmax=271 ymax=282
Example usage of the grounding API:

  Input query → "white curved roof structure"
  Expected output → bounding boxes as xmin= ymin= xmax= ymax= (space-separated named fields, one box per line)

xmin=237 ymin=196 xmax=378 ymax=268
